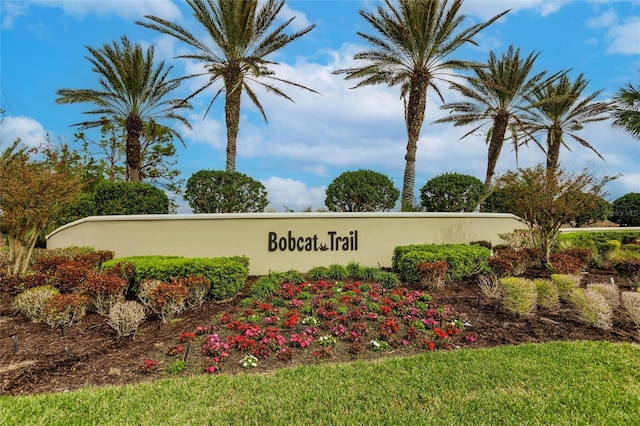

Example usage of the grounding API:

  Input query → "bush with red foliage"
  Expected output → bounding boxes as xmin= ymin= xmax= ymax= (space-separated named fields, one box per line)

xmin=610 ymin=258 xmax=640 ymax=287
xmin=43 ymin=293 xmax=90 ymax=331
xmin=52 ymin=260 xmax=92 ymax=293
xmin=416 ymin=261 xmax=448 ymax=290
xmin=550 ymin=253 xmax=586 ymax=274
xmin=81 ymin=272 xmax=127 ymax=315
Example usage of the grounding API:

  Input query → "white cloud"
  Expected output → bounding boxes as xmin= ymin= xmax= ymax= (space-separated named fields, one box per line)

xmin=279 ymin=3 xmax=313 ymax=32
xmin=1 ymin=2 xmax=29 ymax=29
xmin=586 ymin=9 xmax=618 ymax=28
xmin=32 ymin=0 xmax=182 ymax=21
xmin=461 ymin=0 xmax=565 ymax=20
xmin=0 ymin=116 xmax=49 ymax=149
xmin=262 ymin=176 xmax=327 ymax=211
xmin=605 ymin=16 xmax=640 ymax=55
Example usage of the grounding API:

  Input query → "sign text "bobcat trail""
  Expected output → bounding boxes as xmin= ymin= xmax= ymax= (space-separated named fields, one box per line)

xmin=268 ymin=230 xmax=359 ymax=252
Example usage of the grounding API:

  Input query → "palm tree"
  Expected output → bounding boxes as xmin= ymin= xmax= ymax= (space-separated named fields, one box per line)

xmin=435 ymin=45 xmax=563 ymax=190
xmin=525 ymin=74 xmax=612 ymax=177
xmin=611 ymin=76 xmax=640 ymax=139
xmin=333 ymin=0 xmax=507 ymax=209
xmin=137 ymin=0 xmax=318 ymax=172
xmin=56 ymin=36 xmax=191 ymax=182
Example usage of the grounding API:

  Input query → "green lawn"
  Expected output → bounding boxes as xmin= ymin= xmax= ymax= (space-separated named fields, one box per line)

xmin=2 ymin=341 xmax=639 ymax=425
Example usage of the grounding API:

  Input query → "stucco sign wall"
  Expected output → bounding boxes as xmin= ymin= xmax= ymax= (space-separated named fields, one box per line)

xmin=46 ymin=213 xmax=526 ymax=275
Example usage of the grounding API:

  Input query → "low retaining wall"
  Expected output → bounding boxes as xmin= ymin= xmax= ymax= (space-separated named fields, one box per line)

xmin=46 ymin=213 xmax=526 ymax=275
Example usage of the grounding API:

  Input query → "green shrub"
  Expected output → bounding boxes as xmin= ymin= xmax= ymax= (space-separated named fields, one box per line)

xmin=346 ymin=261 xmax=362 ymax=278
xmin=551 ymin=274 xmax=581 ymax=302
xmin=534 ymin=279 xmax=559 ymax=310
xmin=395 ymin=244 xmax=491 ymax=283
xmin=500 ymin=277 xmax=537 ymax=317
xmin=623 ymin=244 xmax=640 ymax=253
xmin=324 ymin=169 xmax=399 ymax=212
xmin=12 ymin=285 xmax=60 ymax=322
xmin=569 ymin=288 xmax=613 ymax=330
xmin=283 ymin=270 xmax=305 ymax=284
xmin=610 ymin=193 xmax=640 ymax=226
xmin=420 ymin=173 xmax=485 ymax=212
xmin=184 ymin=170 xmax=268 ymax=213
xmin=558 ymin=230 xmax=640 ymax=260
xmin=101 ymin=256 xmax=248 ymax=300
xmin=93 ymin=181 xmax=169 ymax=215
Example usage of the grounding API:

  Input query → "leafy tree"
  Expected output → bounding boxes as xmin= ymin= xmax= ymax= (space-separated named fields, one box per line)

xmin=611 ymin=75 xmax=640 ymax=139
xmin=420 ymin=173 xmax=485 ymax=212
xmin=334 ymin=0 xmax=507 ymax=209
xmin=325 ymin=169 xmax=400 ymax=212
xmin=0 ymin=141 xmax=82 ymax=275
xmin=480 ymin=186 xmax=517 ymax=214
xmin=185 ymin=170 xmax=268 ymax=213
xmin=435 ymin=45 xmax=562 ymax=190
xmin=492 ymin=164 xmax=611 ymax=263
xmin=525 ymin=74 xmax=611 ymax=177
xmin=566 ymin=194 xmax=612 ymax=228
xmin=56 ymin=36 xmax=191 ymax=181
xmin=137 ymin=0 xmax=317 ymax=172
xmin=92 ymin=181 xmax=170 ymax=215
xmin=610 ymin=193 xmax=640 ymax=227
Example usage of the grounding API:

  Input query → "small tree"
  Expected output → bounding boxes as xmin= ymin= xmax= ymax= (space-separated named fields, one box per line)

xmin=184 ymin=170 xmax=268 ymax=213
xmin=493 ymin=164 xmax=611 ymax=263
xmin=324 ymin=170 xmax=399 ymax=212
xmin=0 ymin=141 xmax=82 ymax=275
xmin=93 ymin=181 xmax=169 ymax=215
xmin=610 ymin=193 xmax=640 ymax=227
xmin=420 ymin=173 xmax=485 ymax=212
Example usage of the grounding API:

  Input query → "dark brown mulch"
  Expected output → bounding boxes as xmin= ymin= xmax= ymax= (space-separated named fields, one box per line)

xmin=1 ymin=269 xmax=638 ymax=396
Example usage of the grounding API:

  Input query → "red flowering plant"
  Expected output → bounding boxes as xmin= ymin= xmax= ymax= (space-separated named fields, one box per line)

xmin=289 ymin=332 xmax=313 ymax=348
xmin=283 ymin=309 xmax=300 ymax=329
xmin=140 ymin=358 xmax=160 ymax=373
xmin=201 ymin=333 xmax=230 ymax=363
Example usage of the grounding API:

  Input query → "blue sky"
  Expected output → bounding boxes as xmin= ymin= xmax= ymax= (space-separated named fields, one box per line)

xmin=1 ymin=0 xmax=639 ymax=213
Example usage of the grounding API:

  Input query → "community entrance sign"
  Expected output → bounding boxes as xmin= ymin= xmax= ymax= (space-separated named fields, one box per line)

xmin=47 ymin=212 xmax=526 ymax=275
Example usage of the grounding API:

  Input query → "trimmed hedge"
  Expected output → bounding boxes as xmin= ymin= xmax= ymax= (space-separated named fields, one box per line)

xmin=102 ymin=255 xmax=249 ymax=300
xmin=558 ymin=230 xmax=640 ymax=261
xmin=393 ymin=244 xmax=491 ymax=283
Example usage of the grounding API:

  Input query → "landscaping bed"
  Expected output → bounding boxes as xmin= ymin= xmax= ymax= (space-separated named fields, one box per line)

xmin=2 ymin=267 xmax=638 ymax=397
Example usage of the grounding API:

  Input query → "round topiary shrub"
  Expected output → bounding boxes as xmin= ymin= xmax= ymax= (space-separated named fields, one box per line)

xmin=324 ymin=169 xmax=400 ymax=212
xmin=420 ymin=173 xmax=485 ymax=212
xmin=93 ymin=181 xmax=169 ymax=215
xmin=610 ymin=193 xmax=640 ymax=226
xmin=185 ymin=170 xmax=268 ymax=213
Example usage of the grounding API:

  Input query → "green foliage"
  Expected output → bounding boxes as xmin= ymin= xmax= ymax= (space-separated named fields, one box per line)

xmin=374 ymin=271 xmax=400 ymax=289
xmin=283 ymin=270 xmax=305 ymax=284
xmin=610 ymin=193 xmax=640 ymax=226
xmin=394 ymin=244 xmax=491 ymax=283
xmin=101 ymin=256 xmax=248 ymax=300
xmin=308 ymin=266 xmax=329 ymax=281
xmin=500 ymin=277 xmax=537 ymax=317
xmin=184 ymin=170 xmax=268 ymax=213
xmin=558 ymin=230 xmax=640 ymax=263
xmin=420 ymin=173 xmax=485 ymax=212
xmin=481 ymin=186 xmax=518 ymax=213
xmin=249 ymin=276 xmax=280 ymax=299
xmin=551 ymin=274 xmax=581 ymax=302
xmin=93 ymin=181 xmax=169 ymax=215
xmin=534 ymin=279 xmax=559 ymax=310
xmin=324 ymin=169 xmax=399 ymax=212
xmin=167 ymin=360 xmax=187 ymax=374
xmin=326 ymin=264 xmax=349 ymax=280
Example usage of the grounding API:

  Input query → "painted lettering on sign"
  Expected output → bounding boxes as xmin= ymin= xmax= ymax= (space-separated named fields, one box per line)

xmin=268 ymin=230 xmax=358 ymax=252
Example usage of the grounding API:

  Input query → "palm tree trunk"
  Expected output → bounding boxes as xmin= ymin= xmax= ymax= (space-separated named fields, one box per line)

xmin=401 ymin=74 xmax=428 ymax=210
xmin=484 ymin=114 xmax=509 ymax=191
xmin=125 ymin=115 xmax=143 ymax=182
xmin=546 ymin=128 xmax=561 ymax=179
xmin=224 ymin=71 xmax=243 ymax=172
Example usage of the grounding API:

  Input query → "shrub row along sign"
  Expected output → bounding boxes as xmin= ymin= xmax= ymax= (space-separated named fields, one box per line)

xmin=268 ymin=230 xmax=358 ymax=252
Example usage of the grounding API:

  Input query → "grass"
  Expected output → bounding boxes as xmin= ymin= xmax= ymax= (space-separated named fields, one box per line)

xmin=2 ymin=341 xmax=639 ymax=425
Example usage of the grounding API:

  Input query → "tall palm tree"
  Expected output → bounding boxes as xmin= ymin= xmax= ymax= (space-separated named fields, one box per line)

xmin=525 ymin=74 xmax=612 ymax=177
xmin=137 ymin=0 xmax=317 ymax=172
xmin=56 ymin=36 xmax=191 ymax=182
xmin=435 ymin=45 xmax=563 ymax=190
xmin=611 ymin=76 xmax=640 ymax=139
xmin=333 ymin=0 xmax=507 ymax=209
